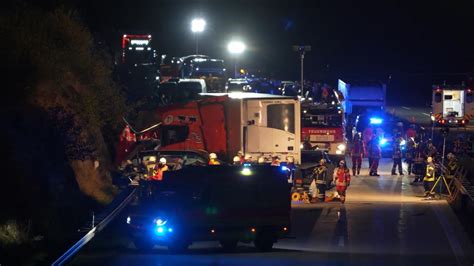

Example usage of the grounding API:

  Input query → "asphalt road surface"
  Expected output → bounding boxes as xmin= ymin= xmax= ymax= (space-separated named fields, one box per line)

xmin=70 ymin=159 xmax=474 ymax=266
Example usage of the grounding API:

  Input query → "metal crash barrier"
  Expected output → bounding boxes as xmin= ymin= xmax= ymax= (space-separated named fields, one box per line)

xmin=52 ymin=186 xmax=137 ymax=266
xmin=445 ymin=161 xmax=474 ymax=204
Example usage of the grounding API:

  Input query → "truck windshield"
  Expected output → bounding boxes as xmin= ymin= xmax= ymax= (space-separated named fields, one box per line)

xmin=302 ymin=110 xmax=342 ymax=128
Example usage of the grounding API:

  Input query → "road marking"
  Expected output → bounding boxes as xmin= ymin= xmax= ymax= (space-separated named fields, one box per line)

xmin=422 ymin=113 xmax=430 ymax=116
xmin=401 ymin=106 xmax=411 ymax=110
xmin=431 ymin=204 xmax=466 ymax=266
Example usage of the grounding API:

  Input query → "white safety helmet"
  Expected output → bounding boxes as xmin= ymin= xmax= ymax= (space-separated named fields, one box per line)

xmin=148 ymin=156 xmax=157 ymax=163
xmin=209 ymin=153 xmax=218 ymax=160
xmin=319 ymin=159 xmax=326 ymax=165
xmin=427 ymin=157 xmax=433 ymax=163
xmin=244 ymin=154 xmax=252 ymax=160
xmin=159 ymin=157 xmax=167 ymax=164
xmin=258 ymin=157 xmax=265 ymax=164
xmin=233 ymin=156 xmax=241 ymax=163
xmin=287 ymin=156 xmax=294 ymax=163
xmin=339 ymin=160 xmax=346 ymax=166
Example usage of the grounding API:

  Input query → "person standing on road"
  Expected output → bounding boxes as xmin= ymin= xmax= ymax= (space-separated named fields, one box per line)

xmin=208 ymin=153 xmax=221 ymax=165
xmin=423 ymin=156 xmax=436 ymax=198
xmin=405 ymin=137 xmax=416 ymax=175
xmin=368 ymin=136 xmax=381 ymax=176
xmin=446 ymin=153 xmax=458 ymax=179
xmin=152 ymin=157 xmax=169 ymax=181
xmin=311 ymin=159 xmax=329 ymax=203
xmin=351 ymin=133 xmax=365 ymax=176
xmin=391 ymin=137 xmax=403 ymax=175
xmin=333 ymin=160 xmax=351 ymax=203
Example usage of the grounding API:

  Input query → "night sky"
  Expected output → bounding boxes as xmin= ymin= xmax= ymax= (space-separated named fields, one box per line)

xmin=28 ymin=0 xmax=474 ymax=104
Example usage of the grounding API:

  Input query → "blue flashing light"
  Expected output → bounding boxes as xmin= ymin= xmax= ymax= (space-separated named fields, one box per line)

xmin=243 ymin=163 xmax=252 ymax=167
xmin=157 ymin=227 xmax=164 ymax=234
xmin=281 ymin=166 xmax=289 ymax=171
xmin=168 ymin=228 xmax=173 ymax=233
xmin=379 ymin=138 xmax=388 ymax=146
xmin=370 ymin=117 xmax=383 ymax=125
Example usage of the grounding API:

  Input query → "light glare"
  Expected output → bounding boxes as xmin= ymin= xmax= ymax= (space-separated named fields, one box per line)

xmin=228 ymin=41 xmax=246 ymax=54
xmin=191 ymin=18 xmax=206 ymax=33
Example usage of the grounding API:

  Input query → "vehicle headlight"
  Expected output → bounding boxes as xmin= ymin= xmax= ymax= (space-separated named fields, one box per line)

xmin=300 ymin=143 xmax=304 ymax=149
xmin=336 ymin=150 xmax=343 ymax=155
xmin=126 ymin=216 xmax=131 ymax=224
xmin=337 ymin=144 xmax=346 ymax=151
xmin=400 ymin=140 xmax=406 ymax=146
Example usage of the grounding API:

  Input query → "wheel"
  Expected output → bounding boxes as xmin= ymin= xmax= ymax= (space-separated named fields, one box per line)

xmin=219 ymin=240 xmax=238 ymax=251
xmin=167 ymin=241 xmax=190 ymax=253
xmin=254 ymin=230 xmax=275 ymax=252
xmin=133 ymin=237 xmax=154 ymax=251
xmin=291 ymin=192 xmax=301 ymax=201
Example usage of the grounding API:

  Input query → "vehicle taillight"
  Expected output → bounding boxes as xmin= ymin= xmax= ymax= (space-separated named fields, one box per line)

xmin=440 ymin=119 xmax=446 ymax=124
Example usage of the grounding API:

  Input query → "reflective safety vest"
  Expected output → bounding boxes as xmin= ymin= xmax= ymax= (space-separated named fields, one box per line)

xmin=334 ymin=168 xmax=351 ymax=187
xmin=208 ymin=159 xmax=220 ymax=165
xmin=313 ymin=165 xmax=328 ymax=184
xmin=152 ymin=165 xmax=168 ymax=181
xmin=424 ymin=163 xmax=435 ymax=182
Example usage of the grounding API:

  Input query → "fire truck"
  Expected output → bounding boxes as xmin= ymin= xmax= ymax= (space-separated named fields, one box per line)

xmin=300 ymin=100 xmax=346 ymax=161
xmin=121 ymin=34 xmax=156 ymax=65
xmin=432 ymin=84 xmax=474 ymax=126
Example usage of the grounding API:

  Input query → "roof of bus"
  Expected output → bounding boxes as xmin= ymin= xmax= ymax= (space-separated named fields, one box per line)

xmin=199 ymin=92 xmax=298 ymax=100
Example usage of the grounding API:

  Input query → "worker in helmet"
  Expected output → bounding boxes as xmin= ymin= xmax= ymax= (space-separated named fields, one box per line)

xmin=232 ymin=156 xmax=242 ymax=165
xmin=208 ymin=153 xmax=220 ymax=165
xmin=446 ymin=153 xmax=458 ymax=179
xmin=351 ymin=133 xmax=365 ymax=176
xmin=237 ymin=151 xmax=245 ymax=164
xmin=244 ymin=154 xmax=253 ymax=163
xmin=311 ymin=159 xmax=329 ymax=203
xmin=423 ymin=156 xmax=436 ymax=198
xmin=151 ymin=157 xmax=168 ymax=181
xmin=333 ymin=160 xmax=351 ymax=203
xmin=270 ymin=155 xmax=280 ymax=166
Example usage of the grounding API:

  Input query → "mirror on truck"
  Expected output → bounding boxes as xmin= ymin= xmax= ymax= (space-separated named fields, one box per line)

xmin=466 ymin=89 xmax=473 ymax=103
xmin=434 ymin=91 xmax=442 ymax=103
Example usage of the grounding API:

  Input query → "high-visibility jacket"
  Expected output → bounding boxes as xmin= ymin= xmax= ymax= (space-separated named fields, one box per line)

xmin=313 ymin=165 xmax=328 ymax=184
xmin=334 ymin=167 xmax=351 ymax=187
xmin=447 ymin=159 xmax=458 ymax=176
xmin=208 ymin=159 xmax=220 ymax=165
xmin=351 ymin=140 xmax=365 ymax=157
xmin=152 ymin=165 xmax=168 ymax=181
xmin=424 ymin=163 xmax=435 ymax=182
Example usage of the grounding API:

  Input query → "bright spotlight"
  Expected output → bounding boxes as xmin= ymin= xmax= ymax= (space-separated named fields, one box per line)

xmin=191 ymin=18 xmax=206 ymax=33
xmin=228 ymin=40 xmax=246 ymax=54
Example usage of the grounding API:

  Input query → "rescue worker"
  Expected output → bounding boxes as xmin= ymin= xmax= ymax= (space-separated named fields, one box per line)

xmin=350 ymin=133 xmax=365 ymax=176
xmin=152 ymin=157 xmax=168 ymax=181
xmin=257 ymin=157 xmax=266 ymax=164
xmin=423 ymin=156 xmax=436 ymax=198
xmin=405 ymin=137 xmax=416 ymax=175
xmin=406 ymin=124 xmax=417 ymax=139
xmin=446 ymin=153 xmax=458 ymax=178
xmin=424 ymin=140 xmax=437 ymax=158
xmin=312 ymin=159 xmax=329 ymax=203
xmin=208 ymin=153 xmax=220 ymax=165
xmin=333 ymin=160 xmax=351 ymax=203
xmin=244 ymin=154 xmax=253 ymax=163
xmin=391 ymin=136 xmax=403 ymax=175
xmin=237 ymin=151 xmax=245 ymax=164
xmin=285 ymin=156 xmax=296 ymax=182
xmin=233 ymin=156 xmax=241 ymax=165
xmin=367 ymin=136 xmax=381 ymax=176
xmin=271 ymin=155 xmax=281 ymax=166
xmin=411 ymin=141 xmax=426 ymax=184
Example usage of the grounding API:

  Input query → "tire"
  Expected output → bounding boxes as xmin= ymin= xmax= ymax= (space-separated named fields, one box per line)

xmin=219 ymin=240 xmax=238 ymax=251
xmin=291 ymin=192 xmax=301 ymax=201
xmin=133 ymin=237 xmax=154 ymax=251
xmin=254 ymin=230 xmax=275 ymax=252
